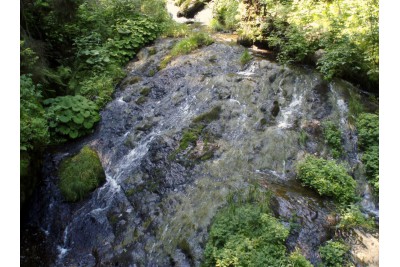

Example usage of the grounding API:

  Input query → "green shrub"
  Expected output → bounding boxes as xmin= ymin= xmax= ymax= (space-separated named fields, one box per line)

xmin=296 ymin=155 xmax=356 ymax=203
xmin=337 ymin=204 xmax=375 ymax=230
xmin=20 ymin=75 xmax=49 ymax=151
xmin=44 ymin=95 xmax=100 ymax=140
xmin=322 ymin=121 xmax=343 ymax=158
xmin=203 ymin=204 xmax=291 ymax=267
xmin=73 ymin=66 xmax=125 ymax=108
xmin=317 ymin=37 xmax=365 ymax=81
xmin=356 ymin=113 xmax=379 ymax=193
xmin=240 ymin=49 xmax=252 ymax=66
xmin=289 ymin=249 xmax=313 ymax=267
xmin=356 ymin=113 xmax=379 ymax=151
xmin=59 ymin=146 xmax=106 ymax=202
xmin=362 ymin=145 xmax=379 ymax=192
xmin=319 ymin=240 xmax=349 ymax=267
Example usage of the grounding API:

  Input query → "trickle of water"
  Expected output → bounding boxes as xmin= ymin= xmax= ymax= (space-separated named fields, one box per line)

xmin=237 ymin=62 xmax=258 ymax=76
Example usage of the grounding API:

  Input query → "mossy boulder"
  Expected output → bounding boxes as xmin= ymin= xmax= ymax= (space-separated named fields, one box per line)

xmin=59 ymin=146 xmax=106 ymax=202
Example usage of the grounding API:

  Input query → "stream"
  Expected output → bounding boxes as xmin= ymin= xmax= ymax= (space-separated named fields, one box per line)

xmin=21 ymin=2 xmax=379 ymax=266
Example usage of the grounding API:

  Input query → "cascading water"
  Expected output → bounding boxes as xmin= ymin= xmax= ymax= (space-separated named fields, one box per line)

xmin=21 ymin=32 xmax=378 ymax=266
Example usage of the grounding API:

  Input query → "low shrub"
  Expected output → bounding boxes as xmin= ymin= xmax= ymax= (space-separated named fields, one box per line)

xmin=319 ymin=240 xmax=349 ymax=267
xmin=322 ymin=121 xmax=343 ymax=158
xmin=296 ymin=155 xmax=356 ymax=203
xmin=20 ymin=75 xmax=49 ymax=151
xmin=337 ymin=204 xmax=375 ymax=230
xmin=289 ymin=249 xmax=313 ymax=267
xmin=203 ymin=203 xmax=313 ymax=266
xmin=362 ymin=145 xmax=379 ymax=192
xmin=203 ymin=205 xmax=289 ymax=266
xmin=356 ymin=113 xmax=379 ymax=151
xmin=59 ymin=146 xmax=106 ymax=202
xmin=44 ymin=95 xmax=100 ymax=141
xmin=356 ymin=113 xmax=379 ymax=193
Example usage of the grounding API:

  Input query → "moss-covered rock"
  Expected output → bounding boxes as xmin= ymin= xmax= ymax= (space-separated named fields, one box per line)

xmin=59 ymin=146 xmax=106 ymax=202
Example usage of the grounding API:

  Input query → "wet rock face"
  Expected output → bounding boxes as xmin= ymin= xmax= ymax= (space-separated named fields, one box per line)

xmin=22 ymin=38 xmax=378 ymax=266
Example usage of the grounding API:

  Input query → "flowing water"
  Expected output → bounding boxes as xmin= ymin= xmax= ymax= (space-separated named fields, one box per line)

xmin=21 ymin=3 xmax=378 ymax=267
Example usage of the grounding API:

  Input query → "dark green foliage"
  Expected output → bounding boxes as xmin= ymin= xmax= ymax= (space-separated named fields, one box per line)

xmin=317 ymin=37 xmax=365 ymax=81
xmin=289 ymin=249 xmax=313 ymax=267
xmin=362 ymin=145 xmax=379 ymax=192
xmin=203 ymin=202 xmax=313 ymax=267
xmin=233 ymin=0 xmax=378 ymax=91
xmin=240 ymin=49 xmax=252 ymax=65
xmin=203 ymin=205 xmax=289 ymax=266
xmin=59 ymin=146 xmax=106 ymax=202
xmin=268 ymin=24 xmax=316 ymax=64
xmin=296 ymin=155 xmax=356 ymax=203
xmin=319 ymin=240 xmax=350 ymax=267
xmin=356 ymin=113 xmax=379 ymax=151
xmin=170 ymin=32 xmax=214 ymax=56
xmin=44 ymin=95 xmax=100 ymax=140
xmin=322 ymin=121 xmax=343 ymax=158
xmin=20 ymin=75 xmax=50 ymax=151
xmin=356 ymin=113 xmax=379 ymax=192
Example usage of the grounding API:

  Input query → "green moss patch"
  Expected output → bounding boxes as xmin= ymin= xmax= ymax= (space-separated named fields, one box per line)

xmin=171 ymin=106 xmax=222 ymax=163
xmin=59 ymin=146 xmax=106 ymax=202
xmin=136 ymin=96 xmax=147 ymax=105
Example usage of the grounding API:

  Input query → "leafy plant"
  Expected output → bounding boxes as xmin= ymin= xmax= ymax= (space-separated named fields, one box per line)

xmin=322 ymin=121 xmax=343 ymax=158
xmin=59 ymin=146 xmax=106 ymax=202
xmin=44 ymin=95 xmax=100 ymax=140
xmin=319 ymin=240 xmax=350 ymax=267
xmin=296 ymin=155 xmax=356 ymax=203
xmin=362 ymin=145 xmax=379 ymax=192
xmin=203 ymin=202 xmax=313 ymax=267
xmin=289 ymin=249 xmax=313 ymax=267
xmin=356 ymin=113 xmax=379 ymax=151
xmin=20 ymin=75 xmax=49 ymax=151
xmin=337 ymin=204 xmax=375 ymax=230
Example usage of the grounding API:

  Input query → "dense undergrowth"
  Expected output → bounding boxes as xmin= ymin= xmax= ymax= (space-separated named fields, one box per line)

xmin=211 ymin=0 xmax=379 ymax=92
xmin=20 ymin=0 xmax=178 ymax=204
xmin=202 ymin=188 xmax=313 ymax=267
